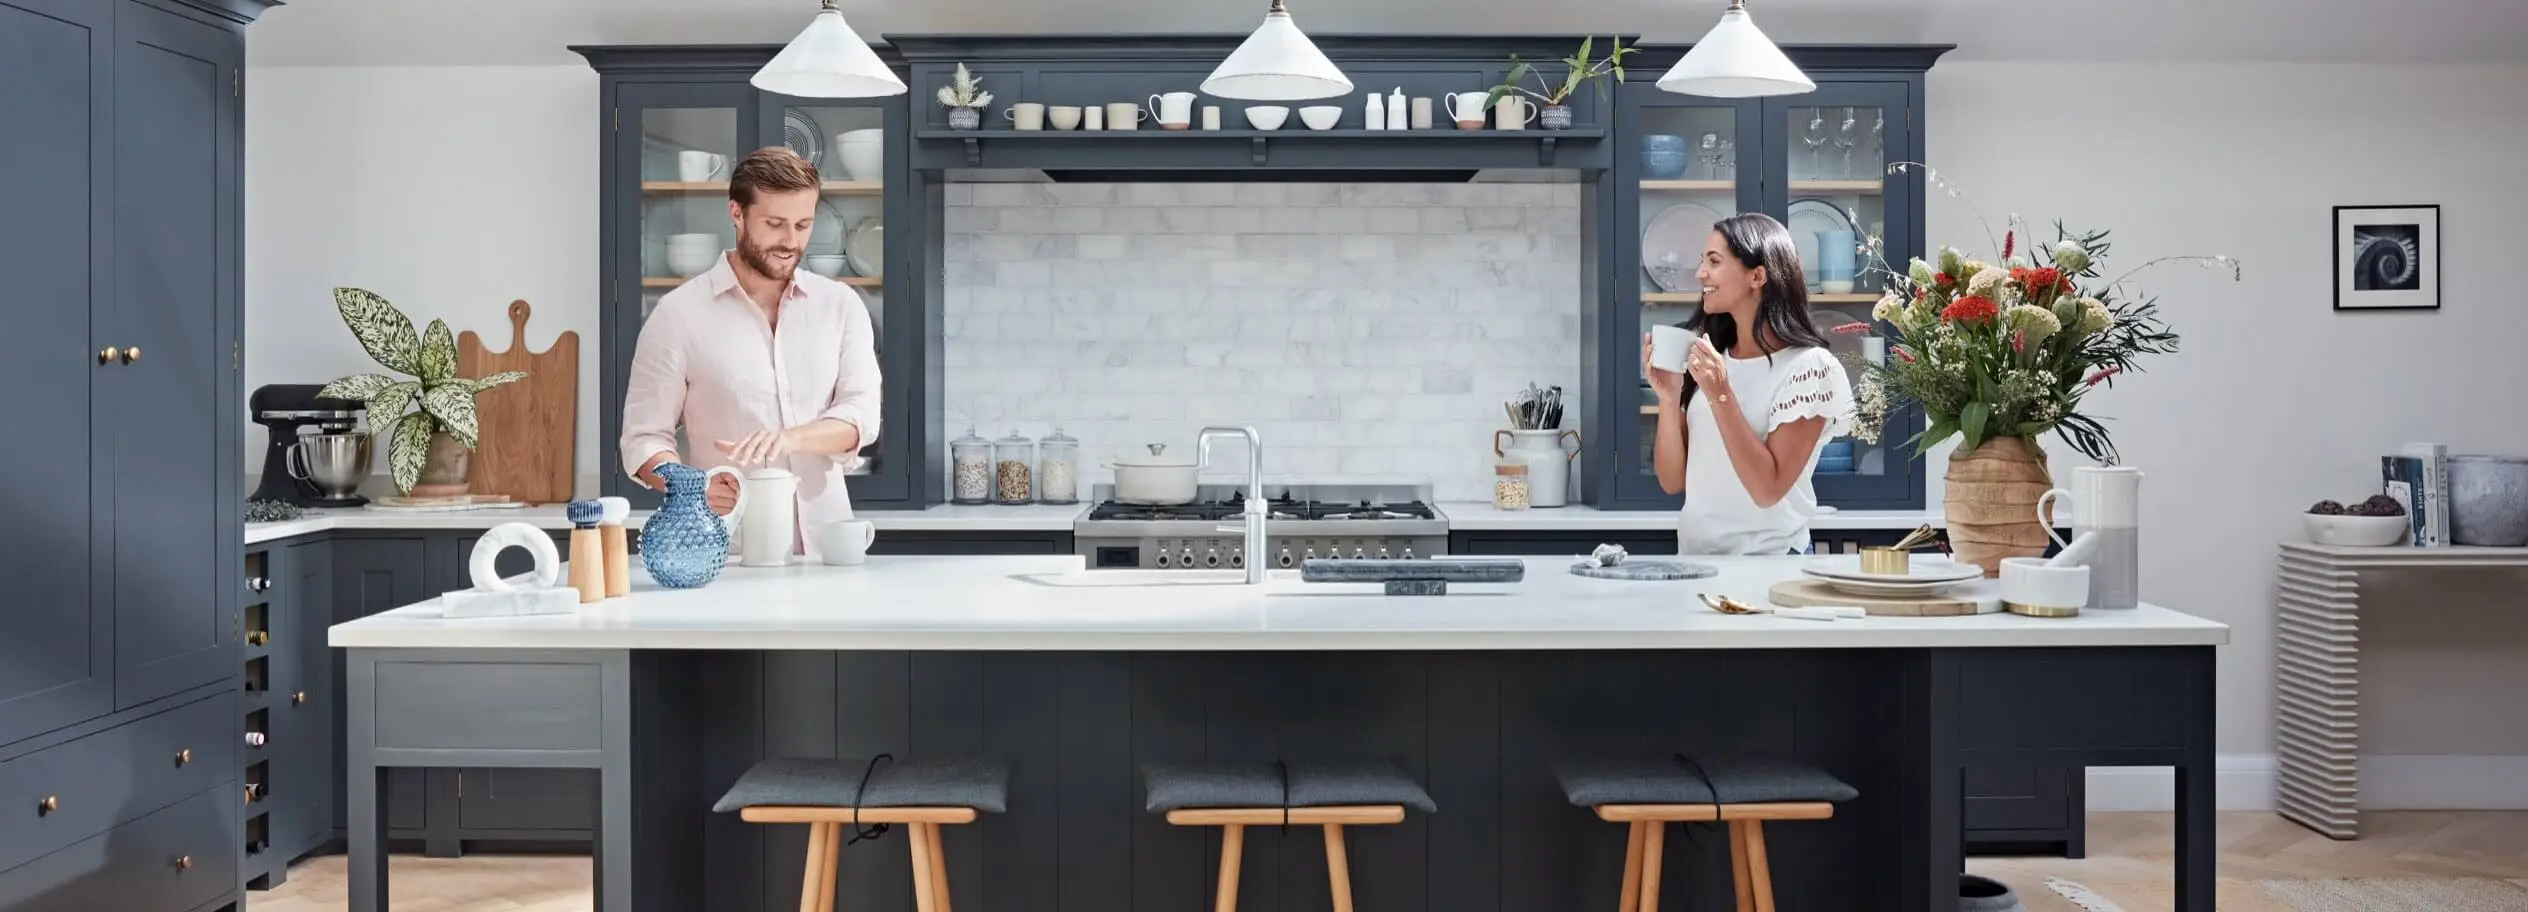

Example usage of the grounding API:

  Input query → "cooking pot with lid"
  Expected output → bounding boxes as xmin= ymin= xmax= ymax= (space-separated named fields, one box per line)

xmin=1104 ymin=443 xmax=1200 ymax=505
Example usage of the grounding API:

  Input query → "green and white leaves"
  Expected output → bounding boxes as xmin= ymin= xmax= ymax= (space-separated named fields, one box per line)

xmin=366 ymin=381 xmax=422 ymax=434
xmin=387 ymin=412 xmax=436 ymax=495
xmin=420 ymin=382 xmax=479 ymax=448
xmin=417 ymin=318 xmax=458 ymax=383
xmin=333 ymin=287 xmax=419 ymax=375
xmin=468 ymin=371 xmax=527 ymax=394
xmin=318 ymin=373 xmax=396 ymax=402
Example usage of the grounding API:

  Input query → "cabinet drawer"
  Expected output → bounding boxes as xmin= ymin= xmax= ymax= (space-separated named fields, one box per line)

xmin=0 ymin=692 xmax=232 ymax=873
xmin=0 ymin=783 xmax=237 ymax=912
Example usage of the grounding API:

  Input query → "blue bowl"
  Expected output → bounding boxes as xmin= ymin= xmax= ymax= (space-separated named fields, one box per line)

xmin=1640 ymin=134 xmax=1689 ymax=180
xmin=1815 ymin=456 xmax=1856 ymax=474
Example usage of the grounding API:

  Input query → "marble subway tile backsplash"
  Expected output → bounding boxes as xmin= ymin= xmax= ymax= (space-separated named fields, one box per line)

xmin=942 ymin=181 xmax=1583 ymax=502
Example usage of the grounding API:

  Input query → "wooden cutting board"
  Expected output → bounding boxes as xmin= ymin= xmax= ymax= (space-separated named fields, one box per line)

xmin=457 ymin=300 xmax=578 ymax=504
xmin=1766 ymin=578 xmax=1997 ymax=617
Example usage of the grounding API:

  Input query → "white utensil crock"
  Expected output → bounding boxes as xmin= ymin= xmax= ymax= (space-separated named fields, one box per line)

xmin=1495 ymin=429 xmax=1579 ymax=508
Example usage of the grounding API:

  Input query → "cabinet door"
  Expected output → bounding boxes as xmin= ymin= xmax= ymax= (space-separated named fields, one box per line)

xmin=330 ymin=537 xmax=433 ymax=834
xmin=280 ymin=539 xmax=335 ymax=856
xmin=108 ymin=0 xmax=241 ymax=709
xmin=1759 ymin=81 xmax=1924 ymax=510
xmin=602 ymin=81 xmax=759 ymax=509
xmin=0 ymin=0 xmax=114 ymax=746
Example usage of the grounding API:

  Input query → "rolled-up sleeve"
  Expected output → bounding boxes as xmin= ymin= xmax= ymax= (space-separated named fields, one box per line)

xmin=619 ymin=305 xmax=688 ymax=478
xmin=817 ymin=289 xmax=884 ymax=461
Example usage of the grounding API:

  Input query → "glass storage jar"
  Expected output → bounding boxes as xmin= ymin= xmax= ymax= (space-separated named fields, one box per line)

xmin=1037 ymin=427 xmax=1080 ymax=505
xmin=950 ymin=426 xmax=993 ymax=505
xmin=993 ymin=431 xmax=1036 ymax=505
xmin=1493 ymin=461 xmax=1531 ymax=510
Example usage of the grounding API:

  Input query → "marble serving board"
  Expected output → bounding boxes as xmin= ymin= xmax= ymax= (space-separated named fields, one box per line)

xmin=1766 ymin=578 xmax=2000 ymax=616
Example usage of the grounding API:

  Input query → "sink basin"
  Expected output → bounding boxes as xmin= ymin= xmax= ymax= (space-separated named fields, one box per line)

xmin=1011 ymin=568 xmax=1299 ymax=589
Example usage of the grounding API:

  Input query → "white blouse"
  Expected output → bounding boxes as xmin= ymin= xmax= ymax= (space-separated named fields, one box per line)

xmin=1676 ymin=346 xmax=1853 ymax=556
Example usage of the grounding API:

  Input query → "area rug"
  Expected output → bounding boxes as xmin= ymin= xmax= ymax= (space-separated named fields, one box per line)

xmin=2027 ymin=876 xmax=2528 ymax=911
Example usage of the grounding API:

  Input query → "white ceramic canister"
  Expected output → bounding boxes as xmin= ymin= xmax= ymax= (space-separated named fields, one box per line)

xmin=1494 ymin=430 xmax=1580 ymax=508
xmin=732 ymin=466 xmax=802 ymax=567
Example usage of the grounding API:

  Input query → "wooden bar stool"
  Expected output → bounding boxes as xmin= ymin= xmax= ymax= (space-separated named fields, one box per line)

xmin=1143 ymin=760 xmax=1437 ymax=912
xmin=714 ymin=756 xmax=1011 ymax=912
xmin=1556 ymin=755 xmax=1857 ymax=912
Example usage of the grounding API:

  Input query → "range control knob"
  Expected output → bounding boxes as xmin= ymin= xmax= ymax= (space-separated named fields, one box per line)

xmin=1401 ymin=546 xmax=1416 ymax=560
xmin=1276 ymin=549 xmax=1295 ymax=568
xmin=1303 ymin=548 xmax=1317 ymax=562
xmin=1378 ymin=547 xmax=1391 ymax=560
xmin=1352 ymin=548 xmax=1367 ymax=560
xmin=1179 ymin=549 xmax=1196 ymax=568
xmin=1230 ymin=551 xmax=1245 ymax=568
xmin=1204 ymin=550 xmax=1221 ymax=568
xmin=1155 ymin=552 xmax=1173 ymax=568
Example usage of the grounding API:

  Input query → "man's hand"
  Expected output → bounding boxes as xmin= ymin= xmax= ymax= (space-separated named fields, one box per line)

xmin=633 ymin=451 xmax=679 ymax=491
xmin=714 ymin=429 xmax=794 ymax=468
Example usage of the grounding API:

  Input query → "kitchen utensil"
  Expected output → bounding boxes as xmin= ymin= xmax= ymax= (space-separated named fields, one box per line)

xmin=1037 ymin=427 xmax=1080 ymax=505
xmin=1492 ymin=95 xmax=1535 ymax=130
xmin=818 ymin=520 xmax=877 ymax=566
xmin=1648 ymin=325 xmax=1695 ymax=373
xmin=1571 ymin=560 xmax=1716 ymax=581
xmin=1004 ymin=103 xmax=1046 ymax=131
xmin=837 ymin=129 xmax=884 ymax=183
xmin=1495 ymin=429 xmax=1580 ymax=508
xmin=2036 ymin=465 xmax=2141 ymax=610
xmin=1299 ymin=106 xmax=1342 ymax=130
xmin=639 ymin=463 xmax=743 ymax=589
xmin=1244 ymin=106 xmax=1289 ymax=131
xmin=456 ymin=300 xmax=580 ymax=505
xmin=676 ymin=150 xmax=728 ymax=182
xmin=2045 ymin=530 xmax=2103 ymax=568
xmin=1765 ymin=578 xmax=1998 ymax=616
xmin=288 ymin=433 xmax=372 ymax=501
xmin=1148 ymin=91 xmax=1196 ymax=128
xmin=1642 ymin=202 xmax=1727 ymax=293
xmin=599 ymin=496 xmax=632 ymax=598
xmin=1103 ymin=102 xmax=1144 ymax=130
xmin=2300 ymin=512 xmax=2407 ymax=547
xmin=1047 ymin=106 xmax=1083 ymax=130
xmin=1999 ymin=557 xmax=2088 ymax=618
xmin=1446 ymin=92 xmax=1490 ymax=129
xmin=1300 ymin=557 xmax=1524 ymax=596
xmin=783 ymin=109 xmax=823 ymax=166
xmin=567 ymin=500 xmax=606 ymax=603
xmin=1105 ymin=443 xmax=1200 ymax=505
xmin=730 ymin=466 xmax=799 ymax=567
xmin=1858 ymin=523 xmax=1939 ymax=574
xmin=252 ymin=384 xmax=369 ymax=507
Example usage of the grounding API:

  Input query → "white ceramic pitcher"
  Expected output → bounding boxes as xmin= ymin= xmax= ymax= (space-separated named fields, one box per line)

xmin=2036 ymin=466 xmax=2141 ymax=609
xmin=729 ymin=466 xmax=801 ymax=567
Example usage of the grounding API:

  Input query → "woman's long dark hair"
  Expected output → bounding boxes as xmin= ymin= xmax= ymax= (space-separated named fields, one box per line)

xmin=1679 ymin=213 xmax=1831 ymax=402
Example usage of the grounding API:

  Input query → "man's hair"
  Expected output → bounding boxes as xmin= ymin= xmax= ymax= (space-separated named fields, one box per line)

xmin=729 ymin=147 xmax=820 ymax=207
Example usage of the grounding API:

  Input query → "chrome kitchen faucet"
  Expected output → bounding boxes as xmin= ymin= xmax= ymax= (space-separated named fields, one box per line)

xmin=1197 ymin=425 xmax=1267 ymax=584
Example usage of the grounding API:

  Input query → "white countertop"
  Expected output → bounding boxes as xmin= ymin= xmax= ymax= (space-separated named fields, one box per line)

xmin=1436 ymin=502 xmax=1958 ymax=532
xmin=245 ymin=502 xmax=1090 ymax=544
xmin=328 ymin=554 xmax=2227 ymax=652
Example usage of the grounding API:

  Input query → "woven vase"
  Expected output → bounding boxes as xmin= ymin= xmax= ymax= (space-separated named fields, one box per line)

xmin=1944 ymin=437 xmax=2054 ymax=577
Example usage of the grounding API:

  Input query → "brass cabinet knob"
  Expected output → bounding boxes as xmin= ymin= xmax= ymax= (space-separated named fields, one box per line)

xmin=245 ymin=630 xmax=267 ymax=646
xmin=121 ymin=347 xmax=138 ymax=364
xmin=174 ymin=855 xmax=193 ymax=871
xmin=38 ymin=796 xmax=58 ymax=815
xmin=98 ymin=346 xmax=119 ymax=364
xmin=175 ymin=748 xmax=192 ymax=766
xmin=291 ymin=691 xmax=307 ymax=706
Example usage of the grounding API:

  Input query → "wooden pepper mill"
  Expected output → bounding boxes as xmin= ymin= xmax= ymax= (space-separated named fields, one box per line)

xmin=598 ymin=496 xmax=632 ymax=597
xmin=566 ymin=500 xmax=605 ymax=604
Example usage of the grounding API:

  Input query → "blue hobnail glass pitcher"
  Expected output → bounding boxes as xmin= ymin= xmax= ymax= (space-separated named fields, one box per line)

xmin=639 ymin=462 xmax=747 ymax=588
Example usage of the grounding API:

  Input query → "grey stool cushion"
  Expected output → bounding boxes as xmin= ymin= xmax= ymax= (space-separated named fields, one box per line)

xmin=1555 ymin=756 xmax=1857 ymax=807
xmin=1143 ymin=760 xmax=1437 ymax=814
xmin=713 ymin=757 xmax=1011 ymax=814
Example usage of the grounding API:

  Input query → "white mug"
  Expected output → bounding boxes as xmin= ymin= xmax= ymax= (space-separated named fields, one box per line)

xmin=1647 ymin=325 xmax=1696 ymax=373
xmin=1148 ymin=91 xmax=1196 ymax=129
xmin=1493 ymin=95 xmax=1536 ymax=130
xmin=818 ymin=520 xmax=878 ymax=566
xmin=1004 ymin=102 xmax=1046 ymax=131
xmin=1103 ymin=102 xmax=1145 ymax=130
xmin=1083 ymin=106 xmax=1105 ymax=130
xmin=677 ymin=150 xmax=728 ymax=182
xmin=1446 ymin=92 xmax=1491 ymax=128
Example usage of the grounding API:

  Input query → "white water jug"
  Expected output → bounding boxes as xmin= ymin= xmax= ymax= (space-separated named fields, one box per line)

xmin=2037 ymin=466 xmax=2141 ymax=610
xmin=730 ymin=466 xmax=801 ymax=567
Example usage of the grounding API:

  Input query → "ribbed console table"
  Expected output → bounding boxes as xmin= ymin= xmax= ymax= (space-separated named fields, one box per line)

xmin=2273 ymin=542 xmax=2528 ymax=838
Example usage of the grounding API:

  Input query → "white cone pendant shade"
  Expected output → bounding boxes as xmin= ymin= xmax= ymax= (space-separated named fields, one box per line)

xmin=1201 ymin=0 xmax=1353 ymax=101
xmin=1657 ymin=0 xmax=1814 ymax=98
xmin=752 ymin=0 xmax=906 ymax=99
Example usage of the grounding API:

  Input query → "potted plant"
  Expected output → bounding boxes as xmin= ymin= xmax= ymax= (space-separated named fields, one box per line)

xmin=936 ymin=62 xmax=992 ymax=131
xmin=1485 ymin=36 xmax=1633 ymax=130
xmin=316 ymin=287 xmax=526 ymax=497
xmin=1846 ymin=165 xmax=2239 ymax=574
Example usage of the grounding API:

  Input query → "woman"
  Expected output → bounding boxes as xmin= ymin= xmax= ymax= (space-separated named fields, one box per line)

xmin=1641 ymin=213 xmax=1854 ymax=555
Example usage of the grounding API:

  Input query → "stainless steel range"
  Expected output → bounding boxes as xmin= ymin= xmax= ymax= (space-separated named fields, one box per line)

xmin=1073 ymin=483 xmax=1450 ymax=570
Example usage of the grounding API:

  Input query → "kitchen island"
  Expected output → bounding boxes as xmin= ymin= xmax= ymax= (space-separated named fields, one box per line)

xmin=330 ymin=554 xmax=2226 ymax=912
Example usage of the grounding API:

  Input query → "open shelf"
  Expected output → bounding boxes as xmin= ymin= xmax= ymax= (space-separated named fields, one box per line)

xmin=1787 ymin=180 xmax=1882 ymax=194
xmin=1639 ymin=179 xmax=1734 ymax=192
xmin=914 ymin=127 xmax=1605 ymax=141
xmin=642 ymin=275 xmax=879 ymax=288
xmin=642 ymin=180 xmax=881 ymax=195
xmin=1641 ymin=291 xmax=1881 ymax=305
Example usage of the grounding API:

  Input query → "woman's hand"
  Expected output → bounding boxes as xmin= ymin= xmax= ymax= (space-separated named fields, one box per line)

xmin=1685 ymin=337 xmax=1732 ymax=401
xmin=1641 ymin=332 xmax=1686 ymax=404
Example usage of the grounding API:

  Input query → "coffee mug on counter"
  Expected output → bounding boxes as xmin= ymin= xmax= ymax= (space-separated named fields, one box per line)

xmin=1004 ymin=102 xmax=1046 ymax=131
xmin=1047 ymin=105 xmax=1084 ymax=131
xmin=677 ymin=150 xmax=729 ymax=182
xmin=1446 ymin=91 xmax=1491 ymax=129
xmin=818 ymin=520 xmax=877 ymax=566
xmin=1147 ymin=91 xmax=1196 ymax=129
xmin=1103 ymin=102 xmax=1145 ymax=130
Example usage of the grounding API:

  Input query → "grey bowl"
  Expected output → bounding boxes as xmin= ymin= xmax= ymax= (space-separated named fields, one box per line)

xmin=2449 ymin=455 xmax=2528 ymax=547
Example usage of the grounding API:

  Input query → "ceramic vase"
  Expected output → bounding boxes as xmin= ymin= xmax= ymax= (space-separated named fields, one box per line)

xmin=1539 ymin=104 xmax=1573 ymax=130
xmin=1944 ymin=437 xmax=2054 ymax=577
xmin=947 ymin=107 xmax=981 ymax=131
xmin=639 ymin=463 xmax=736 ymax=588
xmin=409 ymin=432 xmax=472 ymax=498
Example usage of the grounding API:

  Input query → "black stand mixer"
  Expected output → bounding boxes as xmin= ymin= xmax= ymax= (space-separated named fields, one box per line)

xmin=251 ymin=384 xmax=371 ymax=507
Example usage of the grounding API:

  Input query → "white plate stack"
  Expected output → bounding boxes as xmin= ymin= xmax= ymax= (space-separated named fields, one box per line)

xmin=1799 ymin=555 xmax=1983 ymax=597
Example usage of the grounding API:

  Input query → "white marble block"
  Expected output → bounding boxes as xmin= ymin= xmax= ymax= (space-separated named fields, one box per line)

xmin=438 ymin=522 xmax=581 ymax=619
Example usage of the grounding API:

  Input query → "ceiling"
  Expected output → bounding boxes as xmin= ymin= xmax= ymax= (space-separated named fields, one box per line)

xmin=246 ymin=0 xmax=2528 ymax=67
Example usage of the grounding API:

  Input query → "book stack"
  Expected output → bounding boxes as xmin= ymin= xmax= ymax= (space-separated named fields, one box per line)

xmin=2380 ymin=442 xmax=2451 ymax=547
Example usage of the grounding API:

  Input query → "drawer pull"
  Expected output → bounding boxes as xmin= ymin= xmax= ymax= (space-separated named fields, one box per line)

xmin=245 ymin=731 xmax=266 ymax=748
xmin=38 ymin=795 xmax=58 ymax=815
xmin=246 ymin=630 xmax=268 ymax=646
xmin=174 ymin=855 xmax=193 ymax=871
xmin=175 ymin=748 xmax=192 ymax=766
xmin=291 ymin=691 xmax=307 ymax=706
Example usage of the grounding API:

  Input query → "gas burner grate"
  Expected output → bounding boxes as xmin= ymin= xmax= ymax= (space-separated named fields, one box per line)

xmin=1089 ymin=495 xmax=1437 ymax=523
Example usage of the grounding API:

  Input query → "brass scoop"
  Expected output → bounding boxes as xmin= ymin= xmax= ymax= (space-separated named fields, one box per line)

xmin=1698 ymin=593 xmax=1762 ymax=615
xmin=1860 ymin=523 xmax=1940 ymax=575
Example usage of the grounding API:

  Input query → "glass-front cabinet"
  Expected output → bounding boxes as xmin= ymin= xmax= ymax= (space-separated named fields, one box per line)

xmin=588 ymin=50 xmax=923 ymax=508
xmin=1603 ymin=74 xmax=1927 ymax=511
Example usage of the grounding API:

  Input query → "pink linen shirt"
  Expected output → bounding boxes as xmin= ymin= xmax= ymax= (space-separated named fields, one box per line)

xmin=620 ymin=252 xmax=881 ymax=560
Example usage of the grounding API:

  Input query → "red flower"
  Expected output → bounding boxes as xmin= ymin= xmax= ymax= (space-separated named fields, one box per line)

xmin=1942 ymin=294 xmax=1999 ymax=324
xmin=1830 ymin=321 xmax=1872 ymax=335
xmin=1913 ymin=287 xmax=1927 ymax=301
xmin=2002 ymin=231 xmax=2015 ymax=260
xmin=2084 ymin=366 xmax=2122 ymax=386
xmin=2010 ymin=266 xmax=2069 ymax=295
xmin=1893 ymin=346 xmax=1916 ymax=363
xmin=2012 ymin=330 xmax=2026 ymax=353
xmin=1934 ymin=271 xmax=1954 ymax=288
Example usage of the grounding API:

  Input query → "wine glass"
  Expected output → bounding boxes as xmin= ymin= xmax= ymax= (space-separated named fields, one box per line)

xmin=1800 ymin=109 xmax=1831 ymax=180
xmin=1698 ymin=133 xmax=1722 ymax=180
xmin=1867 ymin=110 xmax=1885 ymax=177
xmin=1833 ymin=108 xmax=1863 ymax=179
xmin=1718 ymin=136 xmax=1736 ymax=180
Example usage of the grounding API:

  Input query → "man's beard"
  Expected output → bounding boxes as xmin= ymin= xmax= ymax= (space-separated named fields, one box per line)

xmin=735 ymin=232 xmax=799 ymax=280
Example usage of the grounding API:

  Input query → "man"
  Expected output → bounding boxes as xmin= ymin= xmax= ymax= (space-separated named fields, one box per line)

xmin=620 ymin=147 xmax=880 ymax=560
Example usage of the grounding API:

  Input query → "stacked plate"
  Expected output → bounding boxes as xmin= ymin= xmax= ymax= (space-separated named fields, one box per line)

xmin=1799 ymin=555 xmax=1982 ymax=597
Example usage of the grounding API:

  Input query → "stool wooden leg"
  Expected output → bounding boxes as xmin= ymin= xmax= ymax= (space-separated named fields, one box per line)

xmin=1618 ymin=821 xmax=1645 ymax=912
xmin=908 ymin=822 xmax=941 ymax=912
xmin=1214 ymin=824 xmax=1246 ymax=912
xmin=928 ymin=823 xmax=954 ymax=912
xmin=797 ymin=823 xmax=833 ymax=912
xmin=1727 ymin=822 xmax=1753 ymax=912
xmin=1743 ymin=821 xmax=1775 ymax=912
xmin=1322 ymin=824 xmax=1355 ymax=912
xmin=817 ymin=823 xmax=841 ymax=912
xmin=1638 ymin=821 xmax=1666 ymax=912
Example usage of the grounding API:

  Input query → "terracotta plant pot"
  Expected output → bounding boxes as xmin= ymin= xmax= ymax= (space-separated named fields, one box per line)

xmin=1943 ymin=436 xmax=2053 ymax=576
xmin=408 ymin=431 xmax=473 ymax=498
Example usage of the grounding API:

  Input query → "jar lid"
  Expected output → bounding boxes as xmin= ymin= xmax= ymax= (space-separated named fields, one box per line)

xmin=996 ymin=430 xmax=1033 ymax=445
xmin=1495 ymin=461 xmax=1529 ymax=475
xmin=1042 ymin=426 xmax=1077 ymax=445
xmin=953 ymin=425 xmax=989 ymax=446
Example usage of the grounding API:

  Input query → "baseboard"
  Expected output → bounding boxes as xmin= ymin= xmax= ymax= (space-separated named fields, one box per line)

xmin=2083 ymin=753 xmax=2528 ymax=812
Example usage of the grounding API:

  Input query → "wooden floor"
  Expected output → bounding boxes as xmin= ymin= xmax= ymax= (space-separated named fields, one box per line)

xmin=252 ymin=811 xmax=2528 ymax=910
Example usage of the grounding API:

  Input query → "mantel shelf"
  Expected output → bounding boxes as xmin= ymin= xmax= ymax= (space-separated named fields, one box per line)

xmin=918 ymin=127 xmax=1606 ymax=168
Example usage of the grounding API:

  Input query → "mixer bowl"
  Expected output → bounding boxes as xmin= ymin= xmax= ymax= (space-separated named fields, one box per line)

xmin=291 ymin=433 xmax=373 ymax=498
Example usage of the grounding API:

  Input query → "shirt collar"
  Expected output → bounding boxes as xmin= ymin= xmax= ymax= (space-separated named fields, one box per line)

xmin=704 ymin=250 xmax=808 ymax=305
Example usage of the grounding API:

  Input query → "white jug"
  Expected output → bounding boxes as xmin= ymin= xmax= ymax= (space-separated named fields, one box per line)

xmin=1446 ymin=92 xmax=1492 ymax=126
xmin=2036 ymin=466 xmax=2141 ymax=610
xmin=729 ymin=466 xmax=801 ymax=567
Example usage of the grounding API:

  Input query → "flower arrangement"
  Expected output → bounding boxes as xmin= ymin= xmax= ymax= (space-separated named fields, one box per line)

xmin=1848 ymin=163 xmax=2239 ymax=466
xmin=937 ymin=63 xmax=992 ymax=130
xmin=317 ymin=287 xmax=525 ymax=495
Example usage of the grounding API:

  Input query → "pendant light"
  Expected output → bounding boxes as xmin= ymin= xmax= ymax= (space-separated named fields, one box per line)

xmin=1201 ymin=0 xmax=1352 ymax=101
xmin=751 ymin=0 xmax=906 ymax=99
xmin=1657 ymin=0 xmax=1814 ymax=98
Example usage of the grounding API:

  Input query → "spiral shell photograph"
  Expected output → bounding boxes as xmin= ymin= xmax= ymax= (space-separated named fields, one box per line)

xmin=2334 ymin=204 xmax=2440 ymax=311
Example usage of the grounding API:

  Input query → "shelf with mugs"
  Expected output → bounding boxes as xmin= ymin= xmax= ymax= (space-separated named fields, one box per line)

xmin=640 ymin=180 xmax=884 ymax=195
xmin=913 ymin=126 xmax=1607 ymax=169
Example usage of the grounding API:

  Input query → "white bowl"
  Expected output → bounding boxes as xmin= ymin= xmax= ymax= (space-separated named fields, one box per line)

xmin=803 ymin=254 xmax=849 ymax=278
xmin=836 ymin=129 xmax=884 ymax=183
xmin=1299 ymin=106 xmax=1342 ymax=130
xmin=2302 ymin=513 xmax=2408 ymax=547
xmin=1244 ymin=106 xmax=1289 ymax=131
xmin=665 ymin=246 xmax=720 ymax=278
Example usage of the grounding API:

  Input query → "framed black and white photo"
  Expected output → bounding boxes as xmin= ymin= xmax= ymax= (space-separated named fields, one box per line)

xmin=2333 ymin=204 xmax=2440 ymax=311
